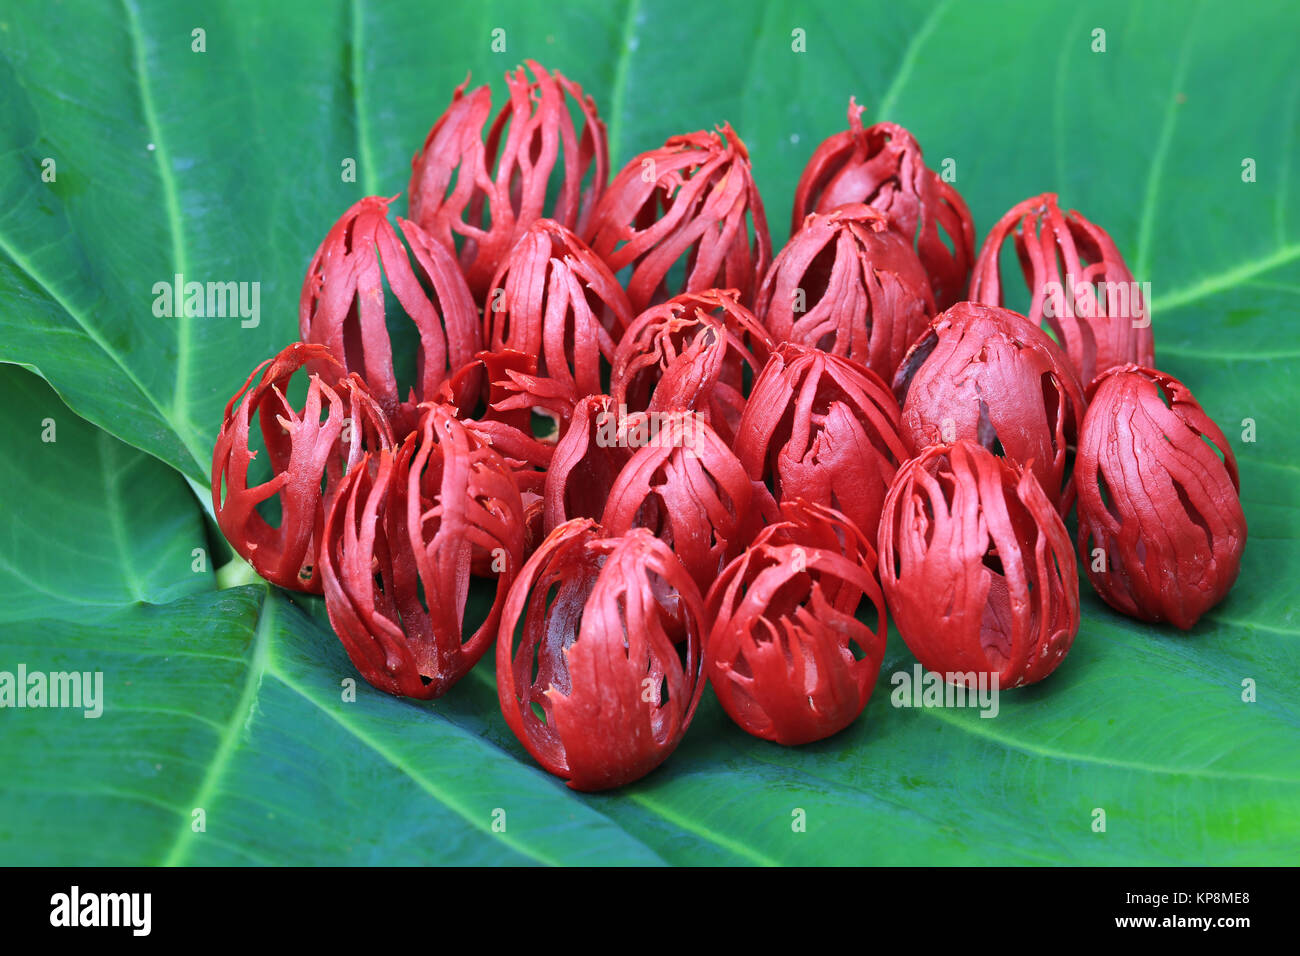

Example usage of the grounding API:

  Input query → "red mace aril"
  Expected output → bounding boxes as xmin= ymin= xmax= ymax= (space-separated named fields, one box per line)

xmin=212 ymin=342 xmax=393 ymax=593
xmin=756 ymin=203 xmax=934 ymax=382
xmin=878 ymin=441 xmax=1079 ymax=689
xmin=706 ymin=499 xmax=888 ymax=746
xmin=891 ymin=301 xmax=1085 ymax=512
xmin=299 ymin=195 xmax=480 ymax=434
xmin=437 ymin=350 xmax=562 ymax=564
xmin=610 ymin=288 xmax=774 ymax=446
xmin=319 ymin=403 xmax=525 ymax=698
xmin=969 ymin=192 xmax=1155 ymax=386
xmin=437 ymin=350 xmax=560 ymax=470
xmin=543 ymin=394 xmax=634 ymax=534
xmin=496 ymin=520 xmax=707 ymax=791
xmin=602 ymin=412 xmax=776 ymax=597
xmin=1075 ymin=366 xmax=1246 ymax=630
xmin=408 ymin=60 xmax=609 ymax=299
xmin=484 ymin=218 xmax=633 ymax=401
xmin=733 ymin=342 xmax=907 ymax=543
xmin=792 ymin=98 xmax=975 ymax=310
xmin=586 ymin=124 xmax=772 ymax=313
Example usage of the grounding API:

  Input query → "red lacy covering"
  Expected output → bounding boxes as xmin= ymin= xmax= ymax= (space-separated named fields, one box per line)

xmin=1075 ymin=366 xmax=1246 ymax=629
xmin=320 ymin=404 xmax=524 ymax=698
xmin=970 ymin=192 xmax=1155 ymax=386
xmin=496 ymin=520 xmax=706 ymax=790
xmin=892 ymin=302 xmax=1085 ymax=512
xmin=757 ymin=203 xmax=934 ymax=382
xmin=879 ymin=441 xmax=1079 ymax=688
xmin=212 ymin=343 xmax=392 ymax=592
xmin=409 ymin=61 xmax=608 ymax=299
xmin=586 ymin=125 xmax=771 ymax=312
xmin=791 ymin=98 xmax=974 ymax=309
xmin=706 ymin=500 xmax=887 ymax=745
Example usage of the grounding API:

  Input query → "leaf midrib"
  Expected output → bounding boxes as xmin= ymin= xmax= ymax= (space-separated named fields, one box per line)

xmin=156 ymin=592 xmax=669 ymax=867
xmin=161 ymin=586 xmax=273 ymax=867
xmin=919 ymin=703 xmax=1300 ymax=785
xmin=120 ymin=0 xmax=196 ymax=453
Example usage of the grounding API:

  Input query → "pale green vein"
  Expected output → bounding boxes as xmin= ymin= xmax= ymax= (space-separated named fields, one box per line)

xmin=1134 ymin=2 xmax=1201 ymax=280
xmin=120 ymin=0 xmax=193 ymax=436
xmin=109 ymin=706 xmax=227 ymax=733
xmin=98 ymin=433 xmax=145 ymax=603
xmin=605 ymin=0 xmax=641 ymax=165
xmin=12 ymin=784 xmax=287 ymax=861
xmin=1199 ymin=616 xmax=1298 ymax=638
xmin=1155 ymin=342 xmax=1300 ymax=361
xmin=0 ymin=551 xmax=106 ymax=608
xmin=349 ymin=0 xmax=380 ymax=196
xmin=9 ymin=783 xmax=186 ymax=817
xmin=920 ymin=704 xmax=1299 ymax=785
xmin=627 ymin=789 xmax=780 ymax=866
xmin=1150 ymin=243 xmax=1300 ymax=313
xmin=875 ymin=0 xmax=952 ymax=122
xmin=162 ymin=591 xmax=272 ymax=867
xmin=272 ymin=665 xmax=561 ymax=866
xmin=0 ymin=234 xmax=205 ymax=478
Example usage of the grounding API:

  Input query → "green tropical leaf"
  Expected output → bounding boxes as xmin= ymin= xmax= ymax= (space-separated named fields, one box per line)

xmin=1 ymin=0 xmax=1296 ymax=865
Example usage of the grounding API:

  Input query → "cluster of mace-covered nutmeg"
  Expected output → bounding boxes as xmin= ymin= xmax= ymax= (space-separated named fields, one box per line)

xmin=212 ymin=63 xmax=1246 ymax=790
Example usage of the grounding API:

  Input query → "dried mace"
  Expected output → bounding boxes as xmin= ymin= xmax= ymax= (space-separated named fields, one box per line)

xmin=409 ymin=60 xmax=608 ymax=299
xmin=320 ymin=404 xmax=524 ymax=698
xmin=792 ymin=98 xmax=975 ymax=310
xmin=892 ymin=302 xmax=1085 ymax=512
xmin=970 ymin=192 xmax=1155 ymax=387
xmin=496 ymin=520 xmax=706 ymax=791
xmin=878 ymin=441 xmax=1079 ymax=689
xmin=706 ymin=500 xmax=888 ymax=745
xmin=587 ymin=124 xmax=771 ymax=313
xmin=1075 ymin=366 xmax=1246 ymax=630
xmin=212 ymin=343 xmax=392 ymax=593
xmin=756 ymin=204 xmax=934 ymax=383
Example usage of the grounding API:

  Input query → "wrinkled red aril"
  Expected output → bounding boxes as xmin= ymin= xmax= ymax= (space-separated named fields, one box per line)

xmin=320 ymin=404 xmax=524 ymax=698
xmin=792 ymin=98 xmax=975 ymax=310
xmin=892 ymin=302 xmax=1085 ymax=512
xmin=969 ymin=192 xmax=1155 ymax=387
xmin=602 ymin=413 xmax=775 ymax=597
xmin=543 ymin=394 xmax=634 ymax=534
xmin=878 ymin=441 xmax=1079 ymax=689
xmin=212 ymin=342 xmax=393 ymax=593
xmin=484 ymin=218 xmax=632 ymax=403
xmin=587 ymin=124 xmax=772 ymax=313
xmin=706 ymin=499 xmax=888 ymax=745
xmin=757 ymin=203 xmax=933 ymax=383
xmin=734 ymin=342 xmax=907 ymax=543
xmin=1075 ymin=365 xmax=1246 ymax=630
xmin=496 ymin=520 xmax=706 ymax=791
xmin=611 ymin=288 xmax=773 ymax=446
xmin=409 ymin=60 xmax=608 ymax=299
xmin=299 ymin=195 xmax=480 ymax=435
